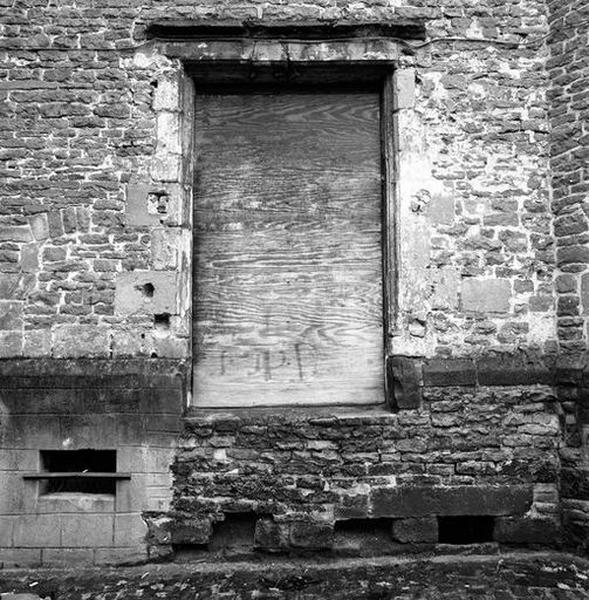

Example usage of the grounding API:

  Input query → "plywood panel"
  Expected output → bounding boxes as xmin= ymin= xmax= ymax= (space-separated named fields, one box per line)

xmin=193 ymin=91 xmax=383 ymax=406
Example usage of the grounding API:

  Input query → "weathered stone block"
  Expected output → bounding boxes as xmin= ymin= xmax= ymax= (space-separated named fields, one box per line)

xmin=289 ymin=521 xmax=333 ymax=550
xmin=426 ymin=194 xmax=454 ymax=226
xmin=0 ymin=226 xmax=32 ymax=242
xmin=429 ymin=266 xmax=459 ymax=309
xmin=114 ymin=271 xmax=177 ymax=315
xmin=422 ymin=358 xmax=475 ymax=387
xmin=461 ymin=278 xmax=511 ymax=313
xmin=254 ymin=518 xmax=290 ymax=551
xmin=392 ymin=517 xmax=438 ymax=543
xmin=20 ymin=243 xmax=38 ymax=273
xmin=170 ymin=518 xmax=212 ymax=545
xmin=23 ymin=329 xmax=51 ymax=357
xmin=476 ymin=352 xmax=553 ymax=386
xmin=0 ymin=301 xmax=23 ymax=330
xmin=153 ymin=75 xmax=180 ymax=112
xmin=53 ymin=324 xmax=110 ymax=358
xmin=393 ymin=69 xmax=415 ymax=110
xmin=126 ymin=183 xmax=166 ymax=227
xmin=371 ymin=485 xmax=532 ymax=518
xmin=152 ymin=228 xmax=181 ymax=270
xmin=0 ymin=331 xmax=23 ymax=358
xmin=29 ymin=213 xmax=49 ymax=241
xmin=388 ymin=356 xmax=422 ymax=409
xmin=0 ymin=273 xmax=35 ymax=300
xmin=494 ymin=517 xmax=560 ymax=545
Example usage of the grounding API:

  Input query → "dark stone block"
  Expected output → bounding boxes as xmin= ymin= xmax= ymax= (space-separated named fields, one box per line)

xmin=422 ymin=359 xmax=476 ymax=387
xmin=170 ymin=518 xmax=212 ymax=545
xmin=387 ymin=356 xmax=421 ymax=410
xmin=254 ymin=518 xmax=289 ymax=551
xmin=371 ymin=486 xmax=533 ymax=518
xmin=476 ymin=352 xmax=554 ymax=386
xmin=392 ymin=517 xmax=438 ymax=543
xmin=289 ymin=521 xmax=333 ymax=549
xmin=494 ymin=517 xmax=560 ymax=545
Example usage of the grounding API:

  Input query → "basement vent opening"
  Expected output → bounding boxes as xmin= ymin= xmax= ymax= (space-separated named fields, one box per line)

xmin=333 ymin=518 xmax=394 ymax=555
xmin=209 ymin=512 xmax=257 ymax=554
xmin=35 ymin=450 xmax=121 ymax=495
xmin=437 ymin=516 xmax=495 ymax=544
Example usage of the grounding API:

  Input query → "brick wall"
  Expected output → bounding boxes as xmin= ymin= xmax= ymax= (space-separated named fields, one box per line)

xmin=547 ymin=0 xmax=589 ymax=359
xmin=547 ymin=0 xmax=589 ymax=551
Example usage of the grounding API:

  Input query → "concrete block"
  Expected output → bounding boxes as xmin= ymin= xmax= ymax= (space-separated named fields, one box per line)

xmin=0 ymin=301 xmax=23 ymax=330
xmin=61 ymin=514 xmax=114 ymax=547
xmin=0 ymin=516 xmax=15 ymax=547
xmin=117 ymin=446 xmax=175 ymax=473
xmin=114 ymin=513 xmax=147 ymax=547
xmin=115 ymin=473 xmax=146 ymax=513
xmin=461 ymin=278 xmax=511 ymax=313
xmin=94 ymin=545 xmax=148 ymax=565
xmin=392 ymin=517 xmax=438 ymax=543
xmin=114 ymin=271 xmax=177 ymax=315
xmin=0 ymin=331 xmax=23 ymax=358
xmin=393 ymin=69 xmax=415 ymax=110
xmin=126 ymin=183 xmax=162 ymax=227
xmin=36 ymin=494 xmax=115 ymax=514
xmin=29 ymin=213 xmax=49 ymax=241
xmin=0 ymin=548 xmax=41 ymax=568
xmin=42 ymin=547 xmax=94 ymax=566
xmin=151 ymin=228 xmax=181 ymax=270
xmin=0 ymin=473 xmax=33 ymax=515
xmin=14 ymin=514 xmax=61 ymax=547
xmin=53 ymin=324 xmax=110 ymax=358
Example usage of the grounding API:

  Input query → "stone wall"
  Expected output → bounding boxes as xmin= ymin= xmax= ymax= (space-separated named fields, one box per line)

xmin=0 ymin=0 xmax=581 ymax=565
xmin=0 ymin=0 xmax=556 ymax=359
xmin=162 ymin=382 xmax=560 ymax=556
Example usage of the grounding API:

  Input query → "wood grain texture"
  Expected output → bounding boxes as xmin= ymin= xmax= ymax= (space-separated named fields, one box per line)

xmin=192 ymin=91 xmax=384 ymax=406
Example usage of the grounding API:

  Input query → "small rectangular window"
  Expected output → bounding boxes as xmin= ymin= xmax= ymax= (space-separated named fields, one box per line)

xmin=22 ymin=450 xmax=127 ymax=495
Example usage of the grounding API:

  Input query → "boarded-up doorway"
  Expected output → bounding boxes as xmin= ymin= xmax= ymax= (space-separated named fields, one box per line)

xmin=193 ymin=86 xmax=384 ymax=407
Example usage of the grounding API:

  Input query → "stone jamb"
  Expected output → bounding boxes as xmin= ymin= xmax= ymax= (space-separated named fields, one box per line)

xmin=145 ymin=33 xmax=418 ymax=409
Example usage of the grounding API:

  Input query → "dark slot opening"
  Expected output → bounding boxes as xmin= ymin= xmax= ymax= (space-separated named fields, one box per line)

xmin=334 ymin=518 xmax=392 ymax=536
xmin=333 ymin=518 xmax=394 ymax=555
xmin=437 ymin=516 xmax=495 ymax=544
xmin=209 ymin=513 xmax=257 ymax=553
xmin=40 ymin=449 xmax=117 ymax=495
